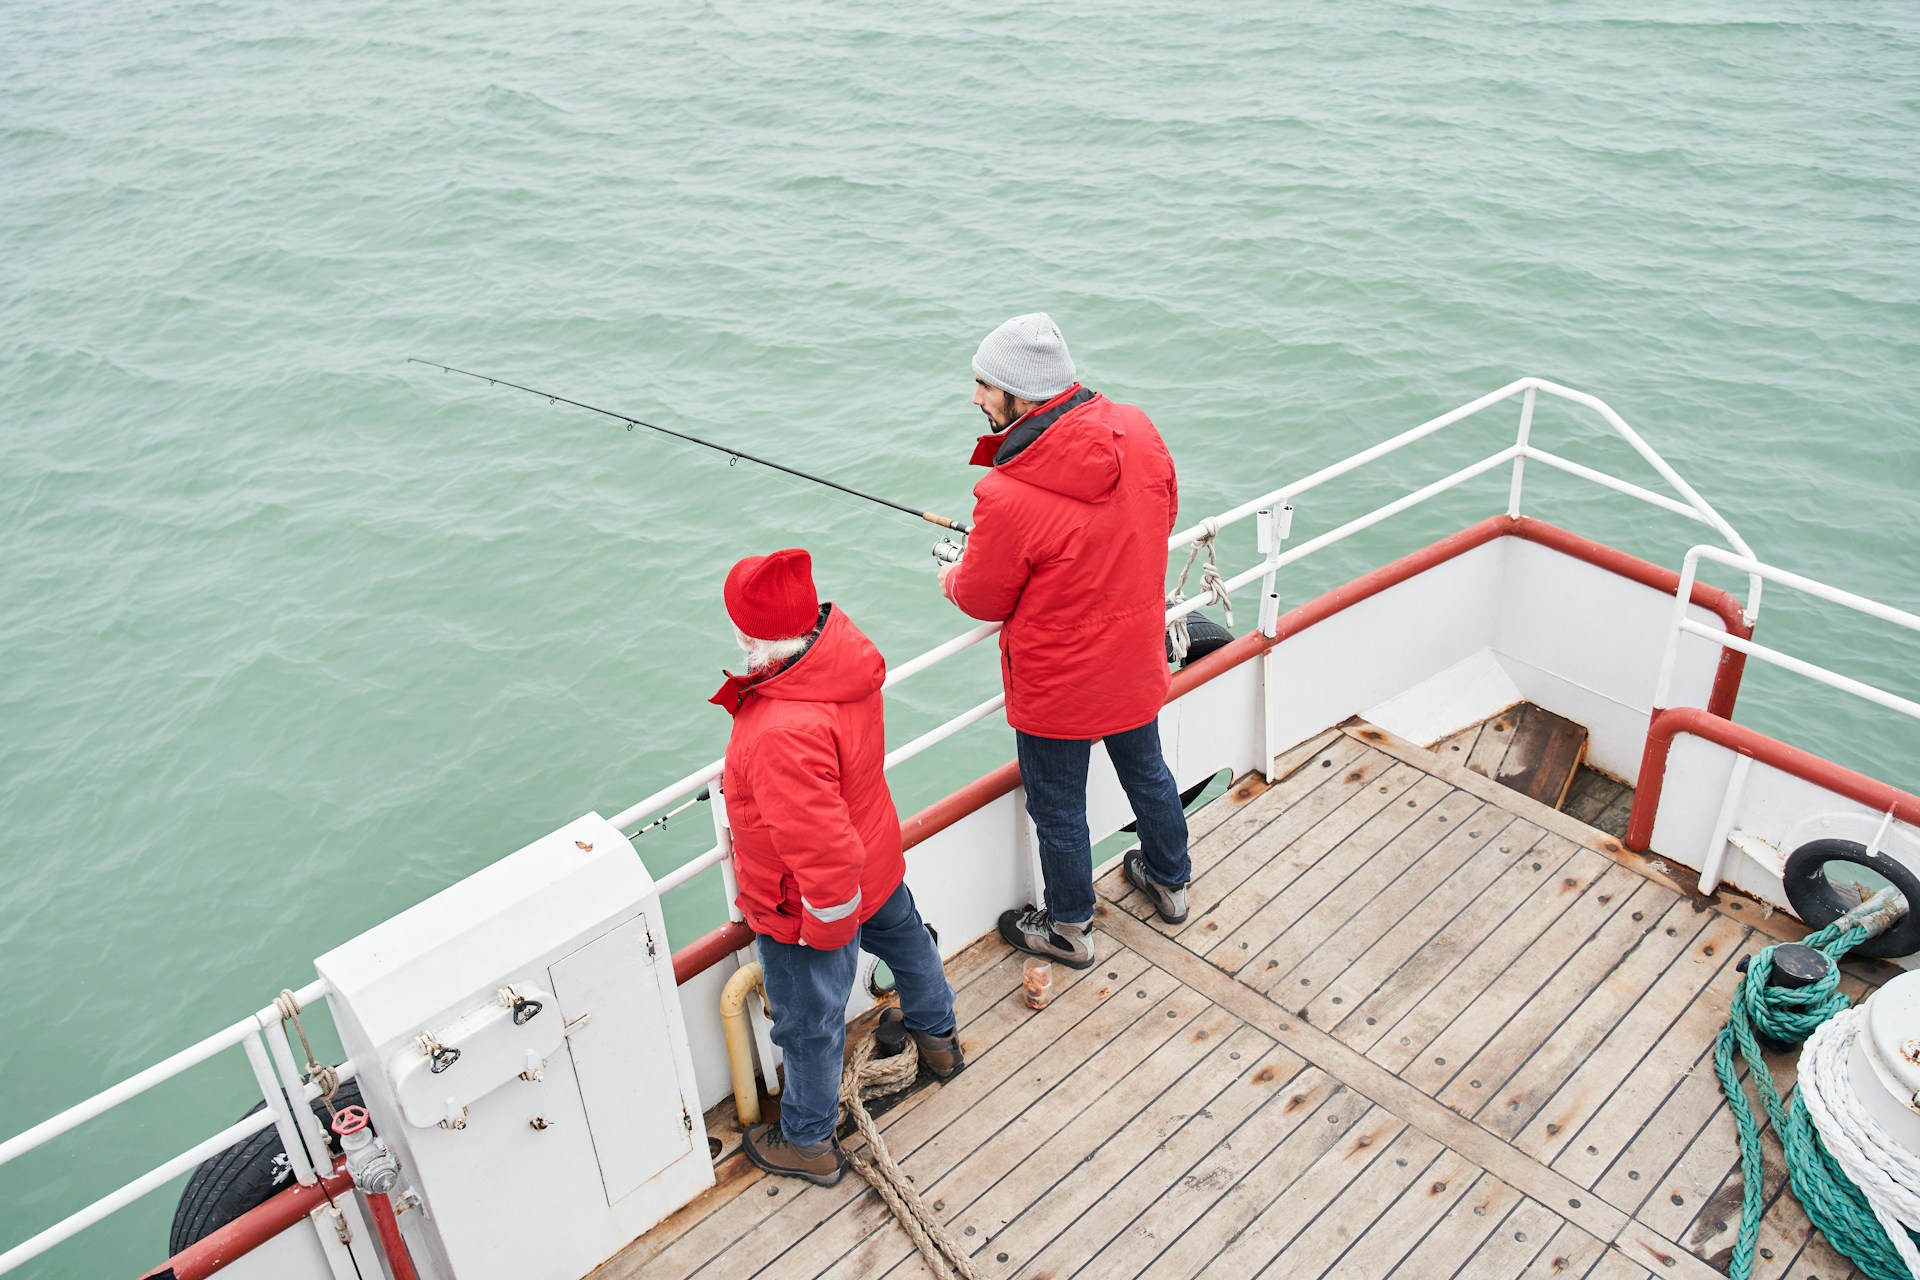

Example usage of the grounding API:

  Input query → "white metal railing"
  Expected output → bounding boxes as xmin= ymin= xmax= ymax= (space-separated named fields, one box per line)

xmin=1649 ymin=546 xmax=1920 ymax=895
xmin=630 ymin=376 xmax=1758 ymax=913
xmin=0 ymin=377 xmax=1751 ymax=1276
xmin=0 ymin=981 xmax=355 ymax=1275
xmin=1655 ymin=545 xmax=1920 ymax=719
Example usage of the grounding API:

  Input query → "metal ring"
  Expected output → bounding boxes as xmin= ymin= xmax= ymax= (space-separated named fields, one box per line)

xmin=1782 ymin=838 xmax=1920 ymax=959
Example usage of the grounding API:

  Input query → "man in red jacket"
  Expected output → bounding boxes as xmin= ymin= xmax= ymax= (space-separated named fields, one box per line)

xmin=939 ymin=313 xmax=1192 ymax=969
xmin=712 ymin=548 xmax=961 ymax=1187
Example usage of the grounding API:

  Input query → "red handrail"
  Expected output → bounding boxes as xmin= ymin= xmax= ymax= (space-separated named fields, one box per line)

xmin=1626 ymin=706 xmax=1920 ymax=853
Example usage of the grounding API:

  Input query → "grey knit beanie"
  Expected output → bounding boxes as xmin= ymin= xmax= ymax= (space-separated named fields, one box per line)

xmin=972 ymin=312 xmax=1075 ymax=403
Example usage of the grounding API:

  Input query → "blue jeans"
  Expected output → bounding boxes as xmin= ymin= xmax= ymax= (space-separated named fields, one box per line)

xmin=754 ymin=881 xmax=955 ymax=1147
xmin=1016 ymin=718 xmax=1191 ymax=926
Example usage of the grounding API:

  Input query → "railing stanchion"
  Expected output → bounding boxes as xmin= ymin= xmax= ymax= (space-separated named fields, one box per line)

xmin=1697 ymin=755 xmax=1753 ymax=895
xmin=1256 ymin=506 xmax=1291 ymax=779
xmin=242 ymin=1032 xmax=318 ymax=1187
xmin=1508 ymin=384 xmax=1537 ymax=517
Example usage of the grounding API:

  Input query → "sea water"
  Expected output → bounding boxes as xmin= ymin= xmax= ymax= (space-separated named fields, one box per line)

xmin=3 ymin=3 xmax=1917 ymax=1272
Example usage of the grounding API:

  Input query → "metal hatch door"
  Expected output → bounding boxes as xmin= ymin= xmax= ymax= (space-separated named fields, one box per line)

xmin=547 ymin=914 xmax=697 ymax=1205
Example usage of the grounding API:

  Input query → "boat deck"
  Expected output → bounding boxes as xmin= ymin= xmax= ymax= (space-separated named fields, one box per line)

xmin=605 ymin=721 xmax=1887 ymax=1280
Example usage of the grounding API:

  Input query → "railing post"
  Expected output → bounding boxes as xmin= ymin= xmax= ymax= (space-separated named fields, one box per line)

xmin=241 ymin=1032 xmax=318 ymax=1187
xmin=1257 ymin=506 xmax=1291 ymax=780
xmin=1697 ymin=755 xmax=1752 ymax=895
xmin=1508 ymin=383 xmax=1537 ymax=518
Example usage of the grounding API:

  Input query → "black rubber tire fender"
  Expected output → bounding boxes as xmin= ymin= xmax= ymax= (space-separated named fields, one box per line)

xmin=1781 ymin=837 xmax=1920 ymax=960
xmin=167 ymin=1077 xmax=366 ymax=1255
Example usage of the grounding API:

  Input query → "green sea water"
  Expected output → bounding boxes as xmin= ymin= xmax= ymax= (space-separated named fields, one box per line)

xmin=3 ymin=3 xmax=1917 ymax=1273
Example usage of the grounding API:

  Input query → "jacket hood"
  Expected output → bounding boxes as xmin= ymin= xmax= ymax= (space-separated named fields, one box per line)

xmin=709 ymin=604 xmax=884 ymax=715
xmin=967 ymin=386 xmax=1121 ymax=505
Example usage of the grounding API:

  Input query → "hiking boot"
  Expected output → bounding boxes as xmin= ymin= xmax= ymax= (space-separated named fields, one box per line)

xmin=1124 ymin=850 xmax=1190 ymax=925
xmin=997 ymin=906 xmax=1095 ymax=969
xmin=742 ymin=1123 xmax=847 ymax=1187
xmin=877 ymin=1007 xmax=966 ymax=1080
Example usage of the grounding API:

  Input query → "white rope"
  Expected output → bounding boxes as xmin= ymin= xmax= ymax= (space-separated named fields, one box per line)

xmin=1167 ymin=518 xmax=1232 ymax=662
xmin=1799 ymin=1005 xmax=1920 ymax=1276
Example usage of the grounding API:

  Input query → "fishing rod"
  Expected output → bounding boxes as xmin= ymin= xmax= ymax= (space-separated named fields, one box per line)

xmin=409 ymin=358 xmax=970 ymax=535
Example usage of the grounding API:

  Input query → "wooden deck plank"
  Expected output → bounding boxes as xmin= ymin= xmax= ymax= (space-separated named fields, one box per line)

xmin=1042 ymin=1064 xmax=1348 ymax=1279
xmin=1429 ymin=720 xmax=1484 ymax=761
xmin=1276 ymin=806 xmax=1528 ymax=1013
xmin=918 ymin=1001 xmax=1248 ymax=1272
xmin=1251 ymin=802 xmax=1520 ymax=997
xmin=1446 ymin=1198 xmax=1583 ymax=1279
xmin=1374 ymin=861 xmax=1653 ymax=1081
xmin=1585 ymin=1039 xmax=1733 ymax=1215
xmin=1210 ymin=774 xmax=1470 ymax=971
xmin=1320 ymin=825 xmax=1589 ymax=1059
xmin=1317 ymin=1141 xmax=1487 ymax=1278
xmin=1583 ymin=1246 xmax=1657 ymax=1279
xmin=1373 ymin=1169 xmax=1526 ymax=1279
xmin=1183 ymin=761 xmax=1437 ymax=958
xmin=1155 ymin=751 xmax=1415 ymax=944
xmin=1495 ymin=702 xmax=1588 ymax=809
xmin=1463 ymin=897 xmax=1736 ymax=1144
xmin=1515 ymin=1220 xmax=1610 ymax=1278
xmin=1107 ymin=737 xmax=1381 ymax=925
xmin=1523 ymin=912 xmax=1747 ymax=1169
xmin=1086 ymin=1088 xmax=1382 ymax=1279
xmin=940 ymin=1024 xmax=1289 ymax=1280
xmin=1189 ymin=1103 xmax=1411 ymax=1278
xmin=1183 ymin=735 xmax=1376 ymax=882
xmin=1466 ymin=703 xmax=1525 ymax=779
xmin=1260 ymin=1123 xmax=1453 ymax=1277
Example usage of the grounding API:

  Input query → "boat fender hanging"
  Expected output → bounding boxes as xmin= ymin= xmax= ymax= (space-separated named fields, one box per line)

xmin=1782 ymin=838 xmax=1920 ymax=960
xmin=166 ymin=1077 xmax=371 ymax=1255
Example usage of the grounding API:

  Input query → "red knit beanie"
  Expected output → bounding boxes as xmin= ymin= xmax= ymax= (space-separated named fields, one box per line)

xmin=724 ymin=548 xmax=819 ymax=640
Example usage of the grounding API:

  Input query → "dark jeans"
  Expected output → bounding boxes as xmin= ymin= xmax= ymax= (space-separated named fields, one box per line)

xmin=1015 ymin=718 xmax=1191 ymax=926
xmin=754 ymin=881 xmax=954 ymax=1147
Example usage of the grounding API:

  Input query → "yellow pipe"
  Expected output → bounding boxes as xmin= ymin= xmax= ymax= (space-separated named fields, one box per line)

xmin=720 ymin=962 xmax=768 ymax=1126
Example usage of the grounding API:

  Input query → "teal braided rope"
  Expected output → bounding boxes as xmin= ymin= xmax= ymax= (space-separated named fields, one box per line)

xmin=1715 ymin=890 xmax=1914 ymax=1280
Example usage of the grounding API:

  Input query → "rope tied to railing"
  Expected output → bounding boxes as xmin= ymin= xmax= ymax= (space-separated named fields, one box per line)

xmin=276 ymin=989 xmax=340 ymax=1122
xmin=1167 ymin=518 xmax=1232 ymax=663
xmin=838 ymin=1030 xmax=982 ymax=1280
xmin=1715 ymin=888 xmax=1919 ymax=1280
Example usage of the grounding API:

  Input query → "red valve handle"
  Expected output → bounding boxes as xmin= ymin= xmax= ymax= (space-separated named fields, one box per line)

xmin=331 ymin=1105 xmax=371 ymax=1136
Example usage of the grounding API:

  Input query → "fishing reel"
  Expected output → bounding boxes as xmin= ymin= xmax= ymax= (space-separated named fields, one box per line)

xmin=931 ymin=538 xmax=964 ymax=567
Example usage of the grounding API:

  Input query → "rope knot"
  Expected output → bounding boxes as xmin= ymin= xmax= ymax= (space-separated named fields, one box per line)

xmin=1167 ymin=522 xmax=1233 ymax=662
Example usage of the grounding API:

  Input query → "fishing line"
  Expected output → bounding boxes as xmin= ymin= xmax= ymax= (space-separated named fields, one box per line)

xmin=409 ymin=358 xmax=970 ymax=535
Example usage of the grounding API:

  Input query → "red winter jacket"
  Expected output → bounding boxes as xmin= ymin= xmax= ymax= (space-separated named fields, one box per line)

xmin=942 ymin=384 xmax=1179 ymax=739
xmin=711 ymin=605 xmax=903 ymax=949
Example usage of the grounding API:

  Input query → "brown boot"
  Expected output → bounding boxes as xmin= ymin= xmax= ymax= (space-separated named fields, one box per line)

xmin=742 ymin=1123 xmax=846 ymax=1187
xmin=878 ymin=1007 xmax=966 ymax=1080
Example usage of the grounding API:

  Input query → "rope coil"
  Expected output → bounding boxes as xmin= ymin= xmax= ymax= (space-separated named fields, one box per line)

xmin=837 ymin=1030 xmax=982 ymax=1280
xmin=1167 ymin=519 xmax=1232 ymax=662
xmin=1716 ymin=888 xmax=1920 ymax=1280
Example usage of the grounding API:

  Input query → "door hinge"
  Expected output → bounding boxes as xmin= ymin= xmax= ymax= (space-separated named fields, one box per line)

xmin=645 ymin=919 xmax=657 ymax=960
xmin=683 ymin=1103 xmax=693 ymax=1134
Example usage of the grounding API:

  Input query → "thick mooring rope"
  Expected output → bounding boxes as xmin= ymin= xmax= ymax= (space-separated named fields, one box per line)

xmin=1716 ymin=888 xmax=1918 ymax=1280
xmin=837 ymin=1031 xmax=983 ymax=1280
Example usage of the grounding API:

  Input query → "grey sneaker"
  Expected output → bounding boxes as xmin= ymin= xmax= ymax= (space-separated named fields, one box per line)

xmin=997 ymin=907 xmax=1095 ymax=969
xmin=1124 ymin=850 xmax=1189 ymax=924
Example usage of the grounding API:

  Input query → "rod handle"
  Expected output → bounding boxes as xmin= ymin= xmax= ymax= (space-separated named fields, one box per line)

xmin=923 ymin=512 xmax=971 ymax=535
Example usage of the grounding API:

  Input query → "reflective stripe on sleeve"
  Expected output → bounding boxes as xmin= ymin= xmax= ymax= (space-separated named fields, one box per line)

xmin=802 ymin=888 xmax=862 ymax=923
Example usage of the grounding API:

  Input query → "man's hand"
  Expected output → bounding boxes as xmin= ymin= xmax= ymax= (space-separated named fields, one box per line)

xmin=936 ymin=559 xmax=955 ymax=589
